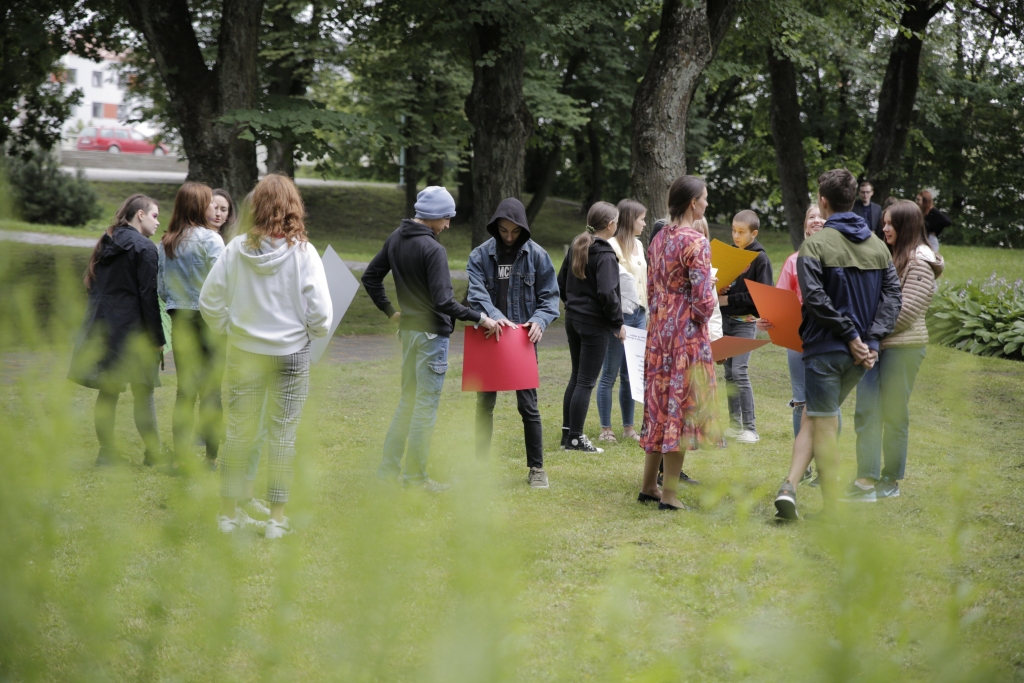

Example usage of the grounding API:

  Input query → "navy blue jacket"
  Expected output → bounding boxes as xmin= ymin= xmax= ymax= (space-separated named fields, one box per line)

xmin=796 ymin=212 xmax=903 ymax=358
xmin=852 ymin=200 xmax=883 ymax=239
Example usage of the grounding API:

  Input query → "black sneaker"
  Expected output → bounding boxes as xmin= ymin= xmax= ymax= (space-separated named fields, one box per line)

xmin=679 ymin=471 xmax=700 ymax=485
xmin=565 ymin=434 xmax=604 ymax=453
xmin=808 ymin=475 xmax=821 ymax=488
xmin=774 ymin=480 xmax=798 ymax=521
xmin=875 ymin=478 xmax=900 ymax=499
xmin=799 ymin=467 xmax=814 ymax=485
xmin=839 ymin=482 xmax=877 ymax=503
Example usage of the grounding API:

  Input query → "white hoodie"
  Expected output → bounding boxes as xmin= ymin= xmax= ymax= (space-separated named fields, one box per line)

xmin=200 ymin=235 xmax=333 ymax=356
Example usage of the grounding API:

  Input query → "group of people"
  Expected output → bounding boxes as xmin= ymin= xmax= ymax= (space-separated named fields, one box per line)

xmin=68 ymin=164 xmax=946 ymax=532
xmin=69 ymin=175 xmax=333 ymax=538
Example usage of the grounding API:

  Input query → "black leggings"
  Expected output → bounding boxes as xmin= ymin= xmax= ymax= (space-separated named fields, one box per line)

xmin=95 ymin=384 xmax=160 ymax=459
xmin=169 ymin=309 xmax=226 ymax=461
xmin=562 ymin=318 xmax=610 ymax=437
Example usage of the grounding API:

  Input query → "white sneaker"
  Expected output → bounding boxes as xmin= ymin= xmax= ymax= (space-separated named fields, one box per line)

xmin=735 ymin=430 xmax=760 ymax=444
xmin=724 ymin=427 xmax=743 ymax=438
xmin=265 ymin=517 xmax=293 ymax=539
xmin=217 ymin=508 xmax=265 ymax=533
xmin=242 ymin=497 xmax=271 ymax=518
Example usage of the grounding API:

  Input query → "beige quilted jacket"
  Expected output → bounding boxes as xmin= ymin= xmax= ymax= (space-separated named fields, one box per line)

xmin=881 ymin=245 xmax=945 ymax=349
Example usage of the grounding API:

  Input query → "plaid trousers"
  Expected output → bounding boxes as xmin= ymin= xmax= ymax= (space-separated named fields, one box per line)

xmin=219 ymin=342 xmax=310 ymax=504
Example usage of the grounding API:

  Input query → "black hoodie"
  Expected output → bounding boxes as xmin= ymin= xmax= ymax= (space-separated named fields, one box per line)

xmin=362 ymin=219 xmax=482 ymax=336
xmin=720 ymin=239 xmax=773 ymax=318
xmin=487 ymin=198 xmax=532 ymax=317
xmin=557 ymin=236 xmax=623 ymax=331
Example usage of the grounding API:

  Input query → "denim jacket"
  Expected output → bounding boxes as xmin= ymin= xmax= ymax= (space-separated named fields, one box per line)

xmin=466 ymin=238 xmax=561 ymax=328
xmin=158 ymin=227 xmax=225 ymax=310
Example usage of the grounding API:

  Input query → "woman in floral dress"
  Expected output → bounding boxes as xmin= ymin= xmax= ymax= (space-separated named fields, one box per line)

xmin=639 ymin=176 xmax=722 ymax=510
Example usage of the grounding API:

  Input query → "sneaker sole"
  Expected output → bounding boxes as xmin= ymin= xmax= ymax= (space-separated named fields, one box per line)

xmin=774 ymin=495 xmax=798 ymax=521
xmin=530 ymin=483 xmax=550 ymax=489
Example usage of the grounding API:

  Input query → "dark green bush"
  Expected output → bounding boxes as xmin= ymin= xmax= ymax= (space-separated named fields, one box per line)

xmin=928 ymin=274 xmax=1024 ymax=361
xmin=4 ymin=153 xmax=101 ymax=226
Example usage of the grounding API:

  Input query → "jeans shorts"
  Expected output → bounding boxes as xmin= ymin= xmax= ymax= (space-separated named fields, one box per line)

xmin=804 ymin=351 xmax=867 ymax=418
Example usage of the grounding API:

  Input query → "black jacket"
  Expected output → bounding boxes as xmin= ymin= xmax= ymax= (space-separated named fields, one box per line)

xmin=720 ymin=239 xmax=773 ymax=318
xmin=362 ymin=219 xmax=482 ymax=337
xmin=853 ymin=201 xmax=883 ymax=239
xmin=924 ymin=208 xmax=952 ymax=237
xmin=557 ymin=236 xmax=623 ymax=331
xmin=68 ymin=225 xmax=165 ymax=390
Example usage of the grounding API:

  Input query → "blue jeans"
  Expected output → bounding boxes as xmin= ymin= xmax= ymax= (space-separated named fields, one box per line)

xmin=379 ymin=331 xmax=449 ymax=485
xmin=723 ymin=317 xmax=758 ymax=431
xmin=788 ymin=349 xmax=842 ymax=438
xmin=597 ymin=308 xmax=646 ymax=428
xmin=854 ymin=346 xmax=926 ymax=481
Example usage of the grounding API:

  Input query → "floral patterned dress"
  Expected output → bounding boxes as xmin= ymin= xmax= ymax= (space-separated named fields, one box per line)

xmin=640 ymin=224 xmax=722 ymax=453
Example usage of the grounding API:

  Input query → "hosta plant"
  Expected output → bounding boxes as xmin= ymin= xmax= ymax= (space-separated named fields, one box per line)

xmin=928 ymin=274 xmax=1024 ymax=361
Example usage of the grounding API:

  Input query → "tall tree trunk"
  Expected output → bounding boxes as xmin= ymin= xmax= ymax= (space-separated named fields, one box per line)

xmin=465 ymin=23 xmax=533 ymax=247
xmin=266 ymin=139 xmax=295 ymax=177
xmin=427 ymin=157 xmax=445 ymax=186
xmin=767 ymin=48 xmax=810 ymax=250
xmin=586 ymin=120 xmax=603 ymax=209
xmin=455 ymin=146 xmax=473 ymax=221
xmin=629 ymin=0 xmax=737 ymax=220
xmin=834 ymin=59 xmax=851 ymax=159
xmin=125 ymin=0 xmax=263 ymax=200
xmin=864 ymin=1 xmax=946 ymax=201
xmin=403 ymin=144 xmax=420 ymax=218
xmin=525 ymin=142 xmax=561 ymax=225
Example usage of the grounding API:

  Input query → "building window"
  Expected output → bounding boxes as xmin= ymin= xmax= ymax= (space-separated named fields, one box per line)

xmin=116 ymin=104 xmax=127 ymax=120
xmin=67 ymin=69 xmax=77 ymax=84
xmin=91 ymin=71 xmax=103 ymax=88
xmin=92 ymin=102 xmax=103 ymax=118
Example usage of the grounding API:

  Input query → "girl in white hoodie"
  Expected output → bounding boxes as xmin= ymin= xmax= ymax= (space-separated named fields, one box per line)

xmin=200 ymin=174 xmax=332 ymax=538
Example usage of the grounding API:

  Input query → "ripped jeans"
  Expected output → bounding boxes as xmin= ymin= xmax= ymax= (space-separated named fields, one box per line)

xmin=788 ymin=348 xmax=841 ymax=437
xmin=379 ymin=330 xmax=450 ymax=485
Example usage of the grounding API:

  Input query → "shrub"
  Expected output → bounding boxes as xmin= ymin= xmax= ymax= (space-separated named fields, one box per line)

xmin=4 ymin=153 xmax=101 ymax=226
xmin=928 ymin=274 xmax=1024 ymax=361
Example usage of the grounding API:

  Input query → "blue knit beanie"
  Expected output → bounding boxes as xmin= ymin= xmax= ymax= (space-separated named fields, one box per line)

xmin=414 ymin=186 xmax=457 ymax=220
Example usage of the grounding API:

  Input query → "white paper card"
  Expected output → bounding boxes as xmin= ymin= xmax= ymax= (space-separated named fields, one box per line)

xmin=622 ymin=325 xmax=647 ymax=404
xmin=310 ymin=245 xmax=361 ymax=364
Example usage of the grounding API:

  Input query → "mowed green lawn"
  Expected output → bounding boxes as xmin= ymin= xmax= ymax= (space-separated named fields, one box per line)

xmin=3 ymin=327 xmax=1023 ymax=681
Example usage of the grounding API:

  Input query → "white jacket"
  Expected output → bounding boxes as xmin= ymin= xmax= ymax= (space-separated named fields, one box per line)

xmin=200 ymin=235 xmax=333 ymax=356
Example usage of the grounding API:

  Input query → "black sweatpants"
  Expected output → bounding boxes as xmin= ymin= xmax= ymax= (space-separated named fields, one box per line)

xmin=562 ymin=318 xmax=610 ymax=437
xmin=476 ymin=389 xmax=543 ymax=469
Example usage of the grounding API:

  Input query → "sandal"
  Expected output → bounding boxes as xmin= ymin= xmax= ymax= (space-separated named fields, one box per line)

xmin=598 ymin=428 xmax=617 ymax=443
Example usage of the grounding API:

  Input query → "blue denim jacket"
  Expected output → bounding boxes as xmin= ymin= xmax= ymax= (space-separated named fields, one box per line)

xmin=158 ymin=227 xmax=225 ymax=310
xmin=466 ymin=238 xmax=561 ymax=328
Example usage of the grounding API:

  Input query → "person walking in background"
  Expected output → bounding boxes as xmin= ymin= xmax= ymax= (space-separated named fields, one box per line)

xmin=773 ymin=169 xmax=902 ymax=522
xmin=557 ymin=201 xmax=625 ymax=454
xmin=363 ymin=186 xmax=502 ymax=492
xmin=853 ymin=180 xmax=883 ymax=239
xmin=200 ymin=174 xmax=333 ymax=538
xmin=466 ymin=198 xmax=560 ymax=489
xmin=915 ymin=190 xmax=951 ymax=253
xmin=158 ymin=182 xmax=226 ymax=473
xmin=69 ymin=194 xmax=165 ymax=467
xmin=597 ymin=199 xmax=648 ymax=444
xmin=639 ymin=176 xmax=721 ymax=511
xmin=719 ymin=210 xmax=773 ymax=444
xmin=843 ymin=200 xmax=944 ymax=503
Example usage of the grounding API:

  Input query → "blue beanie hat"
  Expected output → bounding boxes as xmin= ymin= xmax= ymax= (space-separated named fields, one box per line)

xmin=414 ymin=186 xmax=457 ymax=220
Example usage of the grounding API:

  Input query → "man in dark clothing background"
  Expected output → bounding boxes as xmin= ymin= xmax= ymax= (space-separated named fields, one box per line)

xmin=362 ymin=186 xmax=501 ymax=492
xmin=852 ymin=180 xmax=883 ymax=239
xmin=466 ymin=198 xmax=560 ymax=488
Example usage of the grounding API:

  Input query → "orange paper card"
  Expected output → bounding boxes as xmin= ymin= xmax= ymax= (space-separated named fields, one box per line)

xmin=745 ymin=280 xmax=804 ymax=352
xmin=710 ymin=239 xmax=758 ymax=293
xmin=711 ymin=336 xmax=770 ymax=362
xmin=462 ymin=325 xmax=539 ymax=392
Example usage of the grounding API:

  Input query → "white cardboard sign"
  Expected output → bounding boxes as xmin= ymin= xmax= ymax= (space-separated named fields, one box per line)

xmin=622 ymin=325 xmax=647 ymax=404
xmin=310 ymin=245 xmax=361 ymax=364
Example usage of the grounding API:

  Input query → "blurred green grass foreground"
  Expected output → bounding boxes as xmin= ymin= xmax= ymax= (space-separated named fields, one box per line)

xmin=2 ymin=241 xmax=1024 ymax=682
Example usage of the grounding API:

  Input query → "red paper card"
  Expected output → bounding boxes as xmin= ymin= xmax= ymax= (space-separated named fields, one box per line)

xmin=745 ymin=280 xmax=804 ymax=352
xmin=711 ymin=336 xmax=770 ymax=362
xmin=462 ymin=325 xmax=539 ymax=392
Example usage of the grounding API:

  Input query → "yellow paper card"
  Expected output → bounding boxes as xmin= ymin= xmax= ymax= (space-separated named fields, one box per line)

xmin=710 ymin=239 xmax=758 ymax=293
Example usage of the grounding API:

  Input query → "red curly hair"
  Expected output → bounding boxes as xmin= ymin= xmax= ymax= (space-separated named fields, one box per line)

xmin=246 ymin=174 xmax=307 ymax=249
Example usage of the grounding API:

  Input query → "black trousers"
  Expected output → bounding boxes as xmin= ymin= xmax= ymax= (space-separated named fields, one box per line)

xmin=95 ymin=383 xmax=159 ymax=459
xmin=169 ymin=309 xmax=226 ymax=461
xmin=476 ymin=389 xmax=543 ymax=469
xmin=562 ymin=318 xmax=610 ymax=437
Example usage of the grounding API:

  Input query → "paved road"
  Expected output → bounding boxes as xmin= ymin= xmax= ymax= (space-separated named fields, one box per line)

xmin=62 ymin=166 xmax=403 ymax=189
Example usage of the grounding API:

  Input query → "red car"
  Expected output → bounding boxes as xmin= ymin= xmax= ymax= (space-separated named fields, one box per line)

xmin=77 ymin=127 xmax=170 ymax=155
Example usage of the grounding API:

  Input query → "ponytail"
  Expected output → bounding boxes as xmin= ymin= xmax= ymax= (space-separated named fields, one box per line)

xmin=84 ymin=194 xmax=156 ymax=288
xmin=570 ymin=232 xmax=594 ymax=280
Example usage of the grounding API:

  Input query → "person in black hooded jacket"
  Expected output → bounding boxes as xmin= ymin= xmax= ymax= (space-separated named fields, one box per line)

xmin=69 ymin=194 xmax=166 ymax=467
xmin=557 ymin=201 xmax=624 ymax=453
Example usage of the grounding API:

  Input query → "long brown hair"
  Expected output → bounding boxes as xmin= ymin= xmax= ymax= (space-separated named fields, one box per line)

xmin=614 ymin=199 xmax=645 ymax=263
xmin=162 ymin=182 xmax=213 ymax=259
xmin=211 ymin=188 xmax=238 ymax=239
xmin=667 ymin=175 xmax=706 ymax=222
xmin=84 ymin=194 xmax=156 ymax=287
xmin=887 ymin=199 xmax=929 ymax=275
xmin=246 ymin=174 xmax=307 ymax=250
xmin=571 ymin=201 xmax=618 ymax=280
xmin=916 ymin=189 xmax=934 ymax=215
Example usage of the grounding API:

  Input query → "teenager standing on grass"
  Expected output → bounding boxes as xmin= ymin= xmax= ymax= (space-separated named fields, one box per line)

xmin=69 ymin=194 xmax=165 ymax=467
xmin=467 ymin=198 xmax=560 ymax=489
xmin=363 ymin=186 xmax=502 ymax=492
xmin=207 ymin=188 xmax=238 ymax=239
xmin=200 ymin=174 xmax=333 ymax=538
xmin=557 ymin=201 xmax=625 ymax=454
xmin=773 ymin=169 xmax=902 ymax=522
xmin=638 ymin=176 xmax=721 ymax=510
xmin=597 ymin=199 xmax=647 ymax=445
xmin=158 ymin=182 xmax=225 ymax=472
xmin=843 ymin=200 xmax=944 ymax=503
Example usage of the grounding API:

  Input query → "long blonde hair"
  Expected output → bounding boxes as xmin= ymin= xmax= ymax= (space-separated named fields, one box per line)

xmin=614 ymin=199 xmax=645 ymax=263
